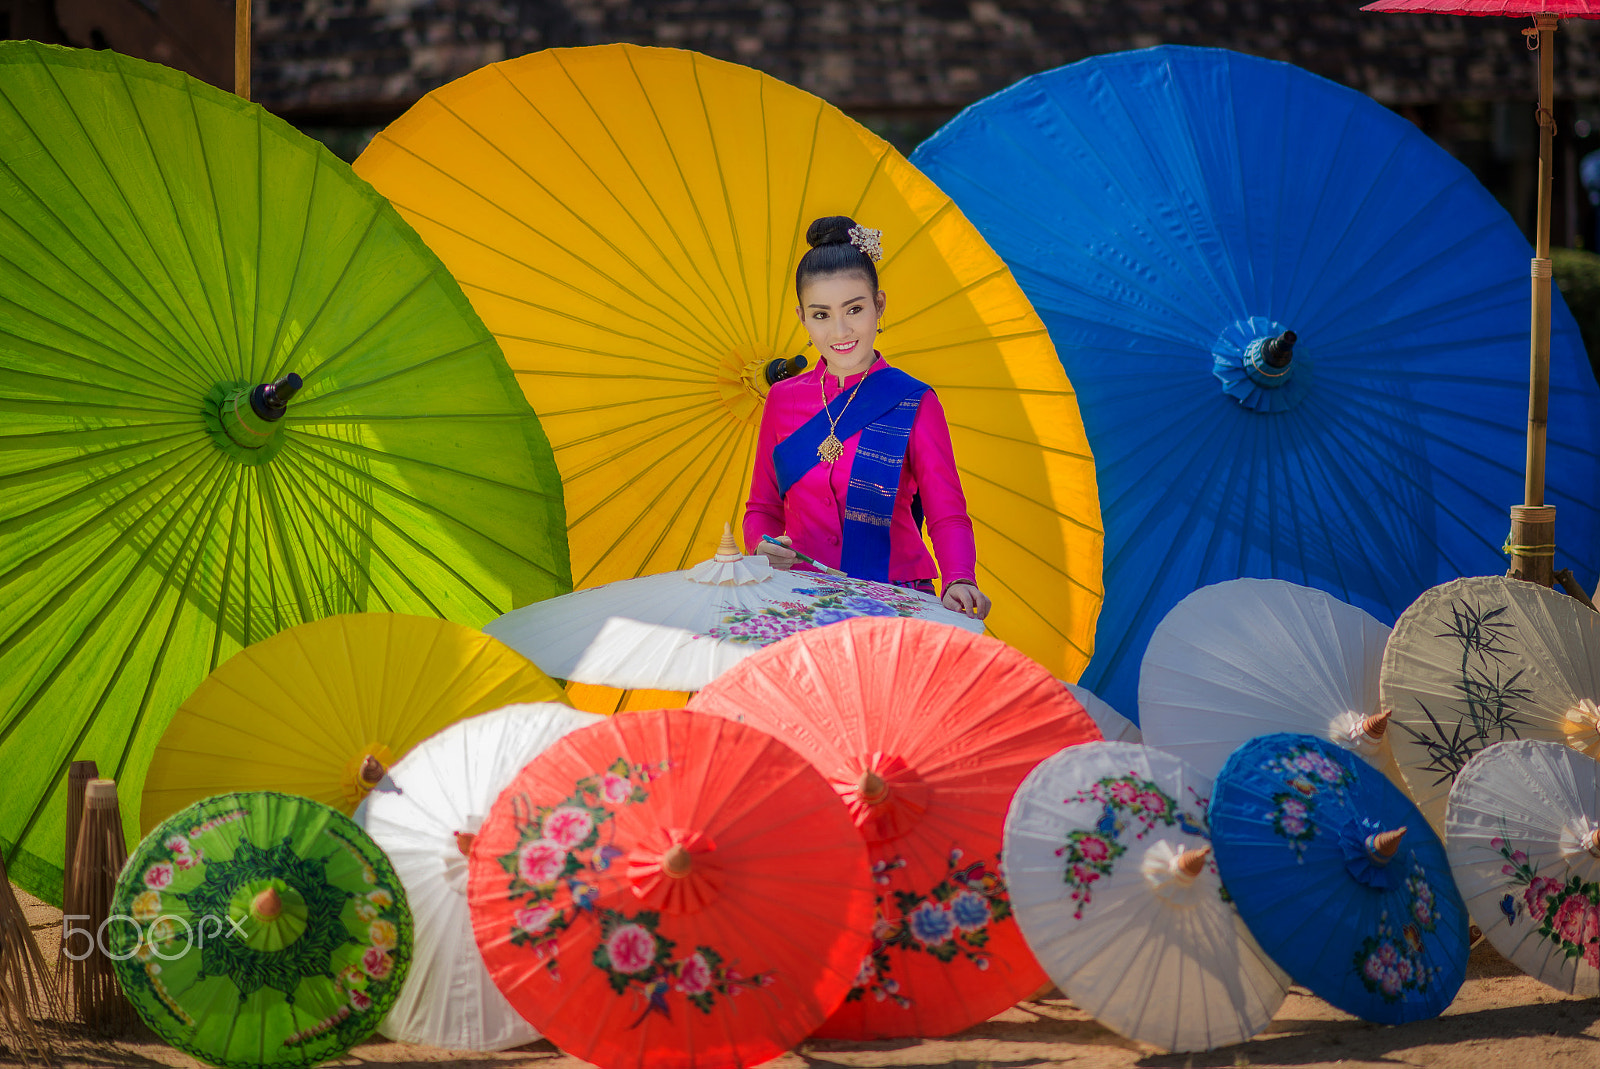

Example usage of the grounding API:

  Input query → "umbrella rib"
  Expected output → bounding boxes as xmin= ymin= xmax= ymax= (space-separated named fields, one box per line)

xmin=261 ymin=154 xmax=320 ymax=384
xmin=182 ymin=75 xmax=248 ymax=383
xmin=1 ymin=62 xmax=226 ymax=374
xmin=691 ymin=52 xmax=763 ymax=347
xmin=109 ymin=61 xmax=235 ymax=381
xmin=616 ymin=409 xmax=744 ymax=576
xmin=1 ymin=449 xmax=232 ymax=855
xmin=287 ymin=423 xmax=563 ymax=501
xmin=272 ymin=209 xmax=391 ymax=385
xmin=0 ymin=244 xmax=213 ymax=397
xmin=207 ymin=464 xmax=245 ymax=671
xmin=0 ymin=424 xmax=198 ymax=499
xmin=669 ymin=412 xmax=751 ymax=571
xmin=620 ymin=48 xmax=755 ymax=346
xmin=385 ymin=196 xmax=726 ymax=363
xmin=559 ymin=401 xmax=737 ymax=510
xmin=570 ymin=415 xmax=746 ymax=586
xmin=490 ymin=56 xmax=747 ymax=354
xmin=267 ymin=457 xmax=367 ymax=615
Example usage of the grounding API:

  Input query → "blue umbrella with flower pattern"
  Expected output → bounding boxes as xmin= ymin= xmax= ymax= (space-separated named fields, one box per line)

xmin=1211 ymin=734 xmax=1468 ymax=1023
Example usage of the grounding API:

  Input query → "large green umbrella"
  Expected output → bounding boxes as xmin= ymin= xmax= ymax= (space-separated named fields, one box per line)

xmin=107 ymin=791 xmax=412 ymax=1068
xmin=0 ymin=41 xmax=570 ymax=905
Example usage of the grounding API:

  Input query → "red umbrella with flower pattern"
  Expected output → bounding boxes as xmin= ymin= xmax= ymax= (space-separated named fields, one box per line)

xmin=467 ymin=708 xmax=874 ymax=1069
xmin=688 ymin=616 xmax=1102 ymax=1038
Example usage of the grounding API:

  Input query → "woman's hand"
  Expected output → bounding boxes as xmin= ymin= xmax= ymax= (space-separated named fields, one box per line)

xmin=755 ymin=534 xmax=797 ymax=570
xmin=942 ymin=582 xmax=991 ymax=620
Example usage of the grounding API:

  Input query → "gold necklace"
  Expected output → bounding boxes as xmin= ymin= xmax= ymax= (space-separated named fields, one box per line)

xmin=817 ymin=372 xmax=864 ymax=463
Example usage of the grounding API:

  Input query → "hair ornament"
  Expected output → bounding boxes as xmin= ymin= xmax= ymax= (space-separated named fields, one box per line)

xmin=847 ymin=225 xmax=884 ymax=263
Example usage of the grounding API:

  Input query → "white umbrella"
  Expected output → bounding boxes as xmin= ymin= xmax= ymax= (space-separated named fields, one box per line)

xmin=1064 ymin=682 xmax=1141 ymax=743
xmin=353 ymin=702 xmax=603 ymax=1050
xmin=1140 ymin=579 xmax=1401 ymax=785
xmin=1447 ymin=739 xmax=1600 ymax=994
xmin=1383 ymin=575 xmax=1600 ymax=833
xmin=1003 ymin=741 xmax=1289 ymax=1052
xmin=485 ymin=527 xmax=984 ymax=692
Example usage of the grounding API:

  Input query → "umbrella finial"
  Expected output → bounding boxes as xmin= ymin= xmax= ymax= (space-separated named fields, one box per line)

xmin=252 ymin=886 xmax=282 ymax=921
xmin=764 ymin=354 xmax=808 ymax=387
xmin=857 ymin=769 xmax=890 ymax=806
xmin=1369 ymin=826 xmax=1407 ymax=861
xmin=454 ymin=830 xmax=477 ymax=858
xmin=1359 ymin=709 xmax=1392 ymax=741
xmin=1261 ymin=330 xmax=1296 ymax=369
xmin=715 ymin=523 xmax=742 ymax=561
xmin=1174 ymin=846 xmax=1211 ymax=879
xmin=250 ymin=372 xmax=303 ymax=422
xmin=358 ymin=754 xmax=386 ymax=789
xmin=663 ymin=844 xmax=694 ymax=878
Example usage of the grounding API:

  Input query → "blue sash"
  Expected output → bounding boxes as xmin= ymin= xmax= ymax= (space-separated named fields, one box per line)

xmin=773 ymin=367 xmax=929 ymax=581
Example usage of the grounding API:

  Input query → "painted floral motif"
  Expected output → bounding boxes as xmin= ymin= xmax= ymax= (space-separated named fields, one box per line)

xmin=590 ymin=909 xmax=772 ymax=1021
xmin=496 ymin=757 xmax=669 ymax=977
xmin=702 ymin=575 xmax=938 ymax=646
xmin=1056 ymin=773 xmax=1210 ymax=919
xmin=846 ymin=848 xmax=1013 ymax=1008
xmin=1494 ymin=834 xmax=1600 ymax=967
xmin=1262 ymin=743 xmax=1357 ymax=862
xmin=1353 ymin=858 xmax=1447 ymax=1001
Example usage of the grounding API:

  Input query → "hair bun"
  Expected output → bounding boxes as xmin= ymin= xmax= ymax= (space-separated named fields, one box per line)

xmin=805 ymin=215 xmax=858 ymax=249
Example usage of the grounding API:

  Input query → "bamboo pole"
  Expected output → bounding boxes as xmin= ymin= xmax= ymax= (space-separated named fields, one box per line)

xmin=1510 ymin=13 xmax=1559 ymax=588
xmin=234 ymin=0 xmax=251 ymax=100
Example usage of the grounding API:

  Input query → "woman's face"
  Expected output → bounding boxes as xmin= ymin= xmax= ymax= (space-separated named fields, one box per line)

xmin=796 ymin=272 xmax=886 ymax=378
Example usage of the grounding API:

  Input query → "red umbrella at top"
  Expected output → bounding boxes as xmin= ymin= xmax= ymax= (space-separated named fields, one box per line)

xmin=1362 ymin=0 xmax=1600 ymax=589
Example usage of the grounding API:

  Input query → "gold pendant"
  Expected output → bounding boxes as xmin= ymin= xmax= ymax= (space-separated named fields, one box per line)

xmin=818 ymin=434 xmax=844 ymax=463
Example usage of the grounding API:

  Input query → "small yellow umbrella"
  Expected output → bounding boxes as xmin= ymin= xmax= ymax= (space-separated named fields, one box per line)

xmin=140 ymin=613 xmax=567 ymax=832
xmin=353 ymin=44 xmax=1103 ymax=682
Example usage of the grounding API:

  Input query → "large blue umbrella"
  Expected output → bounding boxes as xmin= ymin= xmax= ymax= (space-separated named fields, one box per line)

xmin=1211 ymin=733 xmax=1469 ymax=1024
xmin=911 ymin=46 xmax=1600 ymax=716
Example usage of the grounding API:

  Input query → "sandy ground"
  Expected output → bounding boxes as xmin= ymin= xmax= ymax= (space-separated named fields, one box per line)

xmin=8 ymin=886 xmax=1600 ymax=1069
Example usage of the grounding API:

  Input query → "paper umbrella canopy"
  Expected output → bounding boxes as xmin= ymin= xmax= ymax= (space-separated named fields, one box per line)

xmin=1212 ymin=733 xmax=1469 ymax=1024
xmin=910 ymin=43 xmax=1600 ymax=716
xmin=353 ymin=42 xmax=1104 ymax=685
xmin=108 ymin=791 xmax=412 ymax=1069
xmin=355 ymin=702 xmax=602 ymax=1050
xmin=141 ymin=613 xmax=569 ymax=831
xmin=1004 ymin=741 xmax=1289 ymax=1051
xmin=1381 ymin=575 xmax=1600 ymax=832
xmin=690 ymin=615 xmax=1103 ymax=1039
xmin=0 ymin=42 xmax=569 ymax=903
xmin=1140 ymin=579 xmax=1400 ymax=785
xmin=486 ymin=527 xmax=983 ymax=693
xmin=468 ymin=708 xmax=875 ymax=1069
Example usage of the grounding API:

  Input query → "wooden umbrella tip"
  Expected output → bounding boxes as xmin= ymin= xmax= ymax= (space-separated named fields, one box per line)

xmin=454 ymin=831 xmax=477 ymax=858
xmin=1372 ymin=826 xmax=1407 ymax=859
xmin=857 ymin=769 xmax=890 ymax=806
xmin=84 ymin=779 xmax=118 ymax=806
xmin=715 ymin=522 xmax=742 ymax=560
xmin=1175 ymin=846 xmax=1211 ymax=878
xmin=1361 ymin=709 xmax=1392 ymax=740
xmin=252 ymin=886 xmax=282 ymax=921
xmin=358 ymin=754 xmax=386 ymax=788
xmin=663 ymin=844 xmax=693 ymax=878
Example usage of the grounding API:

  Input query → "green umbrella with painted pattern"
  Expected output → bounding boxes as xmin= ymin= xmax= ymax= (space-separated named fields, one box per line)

xmin=108 ymin=792 xmax=411 ymax=1067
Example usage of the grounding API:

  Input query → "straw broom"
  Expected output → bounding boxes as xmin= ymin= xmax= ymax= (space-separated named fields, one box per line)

xmin=63 ymin=780 xmax=133 ymax=1034
xmin=0 ymin=852 xmax=54 ymax=1062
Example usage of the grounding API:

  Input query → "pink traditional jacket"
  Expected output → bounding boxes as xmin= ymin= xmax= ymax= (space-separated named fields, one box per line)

xmin=743 ymin=354 xmax=977 ymax=586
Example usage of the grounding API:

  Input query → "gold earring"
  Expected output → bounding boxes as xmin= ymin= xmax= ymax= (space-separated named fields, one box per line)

xmin=877 ymin=324 xmax=884 ymax=334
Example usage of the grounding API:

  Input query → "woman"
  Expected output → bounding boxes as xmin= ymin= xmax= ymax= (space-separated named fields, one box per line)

xmin=744 ymin=216 xmax=992 ymax=620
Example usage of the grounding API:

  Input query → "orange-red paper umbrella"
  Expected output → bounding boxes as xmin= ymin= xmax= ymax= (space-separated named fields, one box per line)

xmin=689 ymin=616 xmax=1101 ymax=1038
xmin=467 ymin=708 xmax=873 ymax=1069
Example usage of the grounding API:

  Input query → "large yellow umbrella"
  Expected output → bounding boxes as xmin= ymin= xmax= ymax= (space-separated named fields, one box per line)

xmin=140 ymin=613 xmax=567 ymax=831
xmin=353 ymin=44 xmax=1103 ymax=682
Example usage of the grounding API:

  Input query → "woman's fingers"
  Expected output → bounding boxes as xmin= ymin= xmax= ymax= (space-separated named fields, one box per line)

xmin=942 ymin=584 xmax=993 ymax=621
xmin=757 ymin=535 xmax=797 ymax=569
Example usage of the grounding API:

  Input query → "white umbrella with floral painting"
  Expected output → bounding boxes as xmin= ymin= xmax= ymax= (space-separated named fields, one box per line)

xmin=485 ymin=526 xmax=983 ymax=693
xmin=1447 ymin=738 xmax=1600 ymax=994
xmin=1004 ymin=741 xmax=1289 ymax=1052
xmin=354 ymin=703 xmax=603 ymax=1050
